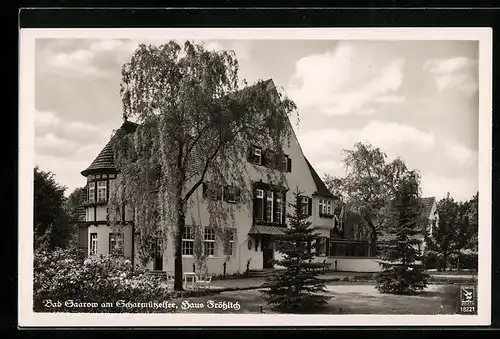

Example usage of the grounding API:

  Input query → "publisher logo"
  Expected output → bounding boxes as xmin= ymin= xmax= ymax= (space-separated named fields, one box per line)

xmin=460 ymin=286 xmax=475 ymax=305
xmin=459 ymin=285 xmax=476 ymax=314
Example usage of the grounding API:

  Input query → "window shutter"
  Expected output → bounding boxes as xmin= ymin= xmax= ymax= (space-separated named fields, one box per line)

xmin=247 ymin=146 xmax=253 ymax=161
xmin=262 ymin=150 xmax=268 ymax=167
xmin=315 ymin=238 xmax=320 ymax=255
xmin=287 ymin=158 xmax=292 ymax=172
xmin=326 ymin=239 xmax=330 ymax=256
xmin=253 ymin=187 xmax=258 ymax=223
xmin=274 ymin=193 xmax=279 ymax=224
xmin=308 ymin=197 xmax=312 ymax=216
xmin=283 ymin=193 xmax=287 ymax=226
xmin=235 ymin=187 xmax=241 ymax=203
xmin=202 ymin=182 xmax=208 ymax=198
xmin=263 ymin=190 xmax=268 ymax=222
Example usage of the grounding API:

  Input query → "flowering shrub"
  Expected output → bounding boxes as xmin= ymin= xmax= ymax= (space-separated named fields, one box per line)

xmin=33 ymin=247 xmax=175 ymax=313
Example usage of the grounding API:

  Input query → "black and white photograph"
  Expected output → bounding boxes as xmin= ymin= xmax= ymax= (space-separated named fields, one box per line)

xmin=19 ymin=28 xmax=491 ymax=327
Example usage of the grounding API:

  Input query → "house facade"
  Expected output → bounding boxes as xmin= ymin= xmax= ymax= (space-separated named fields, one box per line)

xmin=75 ymin=80 xmax=439 ymax=275
xmin=76 ymin=80 xmax=340 ymax=275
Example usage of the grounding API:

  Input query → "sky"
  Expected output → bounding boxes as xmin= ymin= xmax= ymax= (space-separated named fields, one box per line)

xmin=34 ymin=38 xmax=479 ymax=201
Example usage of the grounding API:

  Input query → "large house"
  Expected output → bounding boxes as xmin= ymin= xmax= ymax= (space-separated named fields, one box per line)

xmin=75 ymin=80 xmax=342 ymax=275
xmin=74 ymin=79 xmax=439 ymax=274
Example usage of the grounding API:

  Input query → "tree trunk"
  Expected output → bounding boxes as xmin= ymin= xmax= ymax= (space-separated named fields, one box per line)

xmin=174 ymin=205 xmax=185 ymax=291
xmin=368 ymin=221 xmax=378 ymax=256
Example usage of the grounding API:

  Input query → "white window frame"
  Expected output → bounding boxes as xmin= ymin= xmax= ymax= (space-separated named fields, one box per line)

xmin=266 ymin=191 xmax=274 ymax=222
xmin=317 ymin=237 xmax=328 ymax=257
xmin=109 ymin=232 xmax=124 ymax=256
xmin=276 ymin=194 xmax=283 ymax=224
xmin=255 ymin=189 xmax=265 ymax=221
xmin=88 ymin=182 xmax=95 ymax=202
xmin=97 ymin=181 xmax=107 ymax=202
xmin=224 ymin=185 xmax=238 ymax=203
xmin=301 ymin=196 xmax=309 ymax=215
xmin=204 ymin=227 xmax=216 ymax=257
xmin=282 ymin=155 xmax=288 ymax=171
xmin=224 ymin=228 xmax=235 ymax=256
xmin=253 ymin=148 xmax=262 ymax=165
xmin=89 ymin=233 xmax=98 ymax=255
xmin=319 ymin=199 xmax=324 ymax=214
xmin=326 ymin=200 xmax=332 ymax=215
xmin=181 ymin=226 xmax=194 ymax=256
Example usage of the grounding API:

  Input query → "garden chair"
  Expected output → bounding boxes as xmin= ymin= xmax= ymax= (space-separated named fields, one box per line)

xmin=195 ymin=274 xmax=212 ymax=289
xmin=166 ymin=271 xmax=175 ymax=288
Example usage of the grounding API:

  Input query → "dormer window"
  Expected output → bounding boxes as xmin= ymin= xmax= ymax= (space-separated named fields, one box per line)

xmin=248 ymin=146 xmax=262 ymax=165
xmin=253 ymin=148 xmax=262 ymax=164
xmin=319 ymin=198 xmax=334 ymax=218
xmin=224 ymin=186 xmax=240 ymax=203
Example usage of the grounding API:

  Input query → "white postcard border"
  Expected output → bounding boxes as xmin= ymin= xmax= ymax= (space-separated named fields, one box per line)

xmin=19 ymin=27 xmax=492 ymax=327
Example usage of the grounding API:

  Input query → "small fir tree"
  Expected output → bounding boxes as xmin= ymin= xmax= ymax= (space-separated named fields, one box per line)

xmin=375 ymin=171 xmax=430 ymax=295
xmin=261 ymin=188 xmax=330 ymax=313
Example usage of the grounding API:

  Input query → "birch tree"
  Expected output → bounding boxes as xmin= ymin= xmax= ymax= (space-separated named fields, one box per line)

xmin=108 ymin=41 xmax=296 ymax=290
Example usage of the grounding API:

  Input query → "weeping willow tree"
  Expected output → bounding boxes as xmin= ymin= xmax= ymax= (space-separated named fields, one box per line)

xmin=108 ymin=41 xmax=297 ymax=290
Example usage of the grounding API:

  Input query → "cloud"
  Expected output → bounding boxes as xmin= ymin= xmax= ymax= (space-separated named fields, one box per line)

xmin=35 ymin=154 xmax=91 ymax=194
xmin=314 ymin=160 xmax=347 ymax=178
xmin=47 ymin=48 xmax=104 ymax=78
xmin=421 ymin=173 xmax=477 ymax=202
xmin=374 ymin=95 xmax=407 ymax=103
xmin=444 ymin=140 xmax=478 ymax=167
xmin=65 ymin=121 xmax=105 ymax=134
xmin=423 ymin=57 xmax=478 ymax=96
xmin=35 ymin=133 xmax=80 ymax=157
xmin=287 ymin=42 xmax=406 ymax=116
xmin=230 ymin=40 xmax=251 ymax=61
xmin=423 ymin=57 xmax=473 ymax=75
xmin=296 ymin=120 xmax=435 ymax=179
xmin=39 ymin=39 xmax=139 ymax=78
xmin=298 ymin=120 xmax=434 ymax=158
xmin=35 ymin=110 xmax=61 ymax=128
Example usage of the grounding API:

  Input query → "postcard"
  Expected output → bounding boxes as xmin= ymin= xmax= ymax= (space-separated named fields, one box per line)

xmin=19 ymin=26 xmax=491 ymax=327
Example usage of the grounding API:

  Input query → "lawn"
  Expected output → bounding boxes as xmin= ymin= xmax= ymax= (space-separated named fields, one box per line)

xmin=169 ymin=284 xmax=462 ymax=314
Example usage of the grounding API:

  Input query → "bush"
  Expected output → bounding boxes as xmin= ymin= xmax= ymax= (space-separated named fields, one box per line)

xmin=458 ymin=252 xmax=478 ymax=270
xmin=33 ymin=247 xmax=175 ymax=313
xmin=423 ymin=250 xmax=478 ymax=271
xmin=423 ymin=250 xmax=439 ymax=270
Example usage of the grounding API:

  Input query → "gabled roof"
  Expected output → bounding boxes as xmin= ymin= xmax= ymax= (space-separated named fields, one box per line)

xmin=304 ymin=158 xmax=336 ymax=199
xmin=420 ymin=196 xmax=436 ymax=217
xmin=81 ymin=120 xmax=138 ymax=177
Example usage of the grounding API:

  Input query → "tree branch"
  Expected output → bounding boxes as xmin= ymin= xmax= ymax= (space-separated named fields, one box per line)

xmin=182 ymin=141 xmax=222 ymax=202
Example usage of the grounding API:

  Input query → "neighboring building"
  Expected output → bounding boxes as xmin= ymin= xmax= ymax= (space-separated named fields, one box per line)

xmin=326 ymin=197 xmax=439 ymax=272
xmin=76 ymin=79 xmax=339 ymax=275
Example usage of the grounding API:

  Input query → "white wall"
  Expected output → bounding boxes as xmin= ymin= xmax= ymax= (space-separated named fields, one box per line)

xmin=326 ymin=257 xmax=381 ymax=272
xmin=87 ymin=224 xmax=133 ymax=259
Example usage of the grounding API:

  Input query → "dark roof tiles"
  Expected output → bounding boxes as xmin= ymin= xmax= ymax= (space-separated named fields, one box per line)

xmin=81 ymin=121 xmax=138 ymax=176
xmin=304 ymin=158 xmax=336 ymax=199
